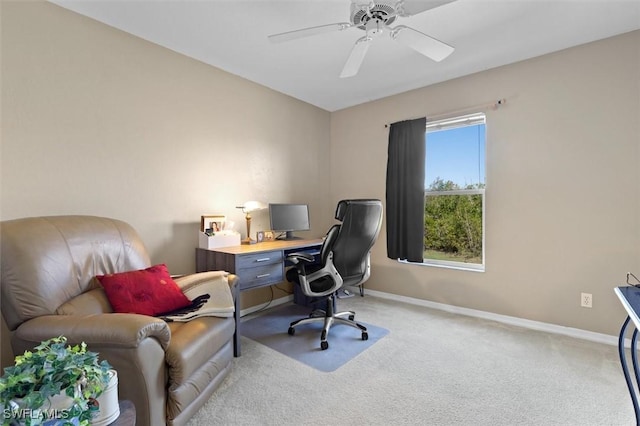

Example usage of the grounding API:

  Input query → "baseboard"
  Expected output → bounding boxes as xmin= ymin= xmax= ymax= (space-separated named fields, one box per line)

xmin=241 ymin=289 xmax=626 ymax=348
xmin=364 ymin=289 xmax=621 ymax=347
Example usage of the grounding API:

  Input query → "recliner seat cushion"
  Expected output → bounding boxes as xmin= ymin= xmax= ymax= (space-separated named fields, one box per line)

xmin=56 ymin=288 xmax=114 ymax=315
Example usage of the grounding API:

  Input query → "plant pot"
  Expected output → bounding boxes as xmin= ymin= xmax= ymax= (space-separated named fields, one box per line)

xmin=45 ymin=392 xmax=75 ymax=411
xmin=42 ymin=416 xmax=80 ymax=426
xmin=91 ymin=369 xmax=119 ymax=426
xmin=8 ymin=392 xmax=80 ymax=426
xmin=43 ymin=391 xmax=78 ymax=425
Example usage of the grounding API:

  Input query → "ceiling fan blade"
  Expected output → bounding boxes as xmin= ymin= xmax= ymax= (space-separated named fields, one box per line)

xmin=340 ymin=36 xmax=372 ymax=78
xmin=268 ymin=22 xmax=352 ymax=44
xmin=396 ymin=0 xmax=457 ymax=17
xmin=391 ymin=25 xmax=454 ymax=62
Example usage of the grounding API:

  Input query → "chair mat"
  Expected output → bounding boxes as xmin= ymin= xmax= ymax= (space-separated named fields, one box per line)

xmin=241 ymin=303 xmax=389 ymax=372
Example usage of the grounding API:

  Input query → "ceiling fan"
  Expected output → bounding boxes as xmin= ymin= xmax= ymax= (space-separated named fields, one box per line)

xmin=268 ymin=0 xmax=456 ymax=78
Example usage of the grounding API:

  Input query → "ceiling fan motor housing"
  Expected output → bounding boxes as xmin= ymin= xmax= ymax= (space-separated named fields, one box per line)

xmin=351 ymin=2 xmax=398 ymax=30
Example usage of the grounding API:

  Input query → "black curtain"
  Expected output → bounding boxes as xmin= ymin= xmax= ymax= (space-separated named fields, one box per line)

xmin=385 ymin=117 xmax=426 ymax=262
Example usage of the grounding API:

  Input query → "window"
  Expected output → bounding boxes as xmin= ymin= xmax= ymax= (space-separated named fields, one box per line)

xmin=423 ymin=113 xmax=486 ymax=271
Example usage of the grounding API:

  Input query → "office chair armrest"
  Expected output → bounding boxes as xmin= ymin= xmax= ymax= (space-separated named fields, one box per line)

xmin=286 ymin=252 xmax=316 ymax=265
xmin=298 ymin=260 xmax=343 ymax=298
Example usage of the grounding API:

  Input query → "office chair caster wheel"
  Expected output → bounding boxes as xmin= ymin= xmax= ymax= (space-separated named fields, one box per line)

xmin=362 ymin=332 xmax=368 ymax=341
xmin=321 ymin=341 xmax=329 ymax=350
xmin=288 ymin=327 xmax=295 ymax=336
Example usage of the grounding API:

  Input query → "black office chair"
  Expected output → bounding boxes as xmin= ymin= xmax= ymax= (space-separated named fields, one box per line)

xmin=286 ymin=199 xmax=383 ymax=350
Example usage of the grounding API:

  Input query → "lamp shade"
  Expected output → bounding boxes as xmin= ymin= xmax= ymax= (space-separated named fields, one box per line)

xmin=238 ymin=201 xmax=266 ymax=213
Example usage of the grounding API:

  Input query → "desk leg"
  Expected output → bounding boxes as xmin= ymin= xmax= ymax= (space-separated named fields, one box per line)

xmin=619 ymin=316 xmax=640 ymax=425
xmin=233 ymin=281 xmax=241 ymax=357
xmin=633 ymin=329 xmax=640 ymax=387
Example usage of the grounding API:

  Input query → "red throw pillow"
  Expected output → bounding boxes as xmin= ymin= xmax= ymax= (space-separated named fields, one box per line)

xmin=97 ymin=264 xmax=190 ymax=316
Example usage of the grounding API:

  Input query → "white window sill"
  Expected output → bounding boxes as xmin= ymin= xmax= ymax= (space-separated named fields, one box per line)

xmin=398 ymin=258 xmax=485 ymax=273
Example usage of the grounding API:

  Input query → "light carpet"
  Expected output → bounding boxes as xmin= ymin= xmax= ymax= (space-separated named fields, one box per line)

xmin=187 ymin=295 xmax=634 ymax=426
xmin=241 ymin=302 xmax=389 ymax=372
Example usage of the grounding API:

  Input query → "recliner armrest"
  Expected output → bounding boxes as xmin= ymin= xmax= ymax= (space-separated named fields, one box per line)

xmin=13 ymin=313 xmax=171 ymax=351
xmin=13 ymin=313 xmax=172 ymax=426
xmin=174 ymin=271 xmax=239 ymax=301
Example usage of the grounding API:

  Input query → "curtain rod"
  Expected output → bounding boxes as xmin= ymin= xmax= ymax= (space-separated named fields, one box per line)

xmin=384 ymin=98 xmax=507 ymax=128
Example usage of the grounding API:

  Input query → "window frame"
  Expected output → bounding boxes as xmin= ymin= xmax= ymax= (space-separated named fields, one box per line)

xmin=421 ymin=113 xmax=486 ymax=272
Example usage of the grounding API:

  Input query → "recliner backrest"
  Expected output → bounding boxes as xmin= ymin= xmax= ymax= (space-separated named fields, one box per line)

xmin=1 ymin=216 xmax=151 ymax=330
xmin=329 ymin=199 xmax=383 ymax=286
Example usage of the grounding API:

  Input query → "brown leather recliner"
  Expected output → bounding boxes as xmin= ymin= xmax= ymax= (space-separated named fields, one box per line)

xmin=0 ymin=216 xmax=239 ymax=426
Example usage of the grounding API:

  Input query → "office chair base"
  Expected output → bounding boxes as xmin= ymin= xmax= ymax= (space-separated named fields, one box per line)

xmin=288 ymin=304 xmax=368 ymax=350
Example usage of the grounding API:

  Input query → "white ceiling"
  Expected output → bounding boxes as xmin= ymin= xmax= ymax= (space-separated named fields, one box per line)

xmin=50 ymin=0 xmax=640 ymax=112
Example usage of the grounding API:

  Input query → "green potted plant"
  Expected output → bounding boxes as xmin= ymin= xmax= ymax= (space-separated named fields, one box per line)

xmin=0 ymin=336 xmax=112 ymax=426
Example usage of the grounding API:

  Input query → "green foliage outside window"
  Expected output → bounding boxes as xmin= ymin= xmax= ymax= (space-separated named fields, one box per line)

xmin=424 ymin=178 xmax=484 ymax=264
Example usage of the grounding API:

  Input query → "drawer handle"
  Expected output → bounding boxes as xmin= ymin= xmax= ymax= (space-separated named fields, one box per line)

xmin=256 ymin=273 xmax=271 ymax=278
xmin=255 ymin=258 xmax=271 ymax=262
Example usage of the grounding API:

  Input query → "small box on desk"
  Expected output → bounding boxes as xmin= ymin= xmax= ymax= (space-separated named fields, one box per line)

xmin=198 ymin=231 xmax=241 ymax=249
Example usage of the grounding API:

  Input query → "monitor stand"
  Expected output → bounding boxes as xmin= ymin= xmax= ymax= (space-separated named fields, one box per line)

xmin=276 ymin=231 xmax=302 ymax=241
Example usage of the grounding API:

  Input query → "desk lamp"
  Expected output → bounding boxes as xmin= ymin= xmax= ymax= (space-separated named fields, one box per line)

xmin=236 ymin=201 xmax=266 ymax=244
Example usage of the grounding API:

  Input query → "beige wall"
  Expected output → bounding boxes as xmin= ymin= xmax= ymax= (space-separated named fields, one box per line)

xmin=0 ymin=1 xmax=332 ymax=365
xmin=1 ymin=1 xmax=332 ymax=270
xmin=331 ymin=30 xmax=640 ymax=336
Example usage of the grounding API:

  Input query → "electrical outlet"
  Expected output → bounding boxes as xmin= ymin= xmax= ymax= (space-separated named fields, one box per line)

xmin=581 ymin=292 xmax=593 ymax=308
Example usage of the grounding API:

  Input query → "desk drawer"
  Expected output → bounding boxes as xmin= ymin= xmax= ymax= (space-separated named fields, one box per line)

xmin=237 ymin=251 xmax=283 ymax=269
xmin=237 ymin=263 xmax=283 ymax=290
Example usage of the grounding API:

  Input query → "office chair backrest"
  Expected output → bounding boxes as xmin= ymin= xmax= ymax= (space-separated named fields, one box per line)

xmin=319 ymin=224 xmax=341 ymax=267
xmin=329 ymin=199 xmax=383 ymax=287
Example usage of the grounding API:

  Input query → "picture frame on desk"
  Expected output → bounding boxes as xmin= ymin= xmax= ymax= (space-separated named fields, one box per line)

xmin=201 ymin=215 xmax=226 ymax=232
xmin=263 ymin=230 xmax=275 ymax=241
xmin=256 ymin=231 xmax=264 ymax=243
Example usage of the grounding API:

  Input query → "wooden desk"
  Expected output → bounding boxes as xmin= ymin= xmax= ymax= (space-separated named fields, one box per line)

xmin=615 ymin=286 xmax=640 ymax=425
xmin=196 ymin=238 xmax=323 ymax=356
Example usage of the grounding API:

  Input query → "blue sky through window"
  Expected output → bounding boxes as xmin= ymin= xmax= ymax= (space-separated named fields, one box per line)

xmin=425 ymin=124 xmax=486 ymax=189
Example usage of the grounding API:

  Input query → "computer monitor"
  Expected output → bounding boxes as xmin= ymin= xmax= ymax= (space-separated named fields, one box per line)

xmin=269 ymin=203 xmax=310 ymax=240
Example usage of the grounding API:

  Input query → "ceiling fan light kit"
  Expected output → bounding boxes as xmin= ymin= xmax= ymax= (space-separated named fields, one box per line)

xmin=268 ymin=0 xmax=456 ymax=78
